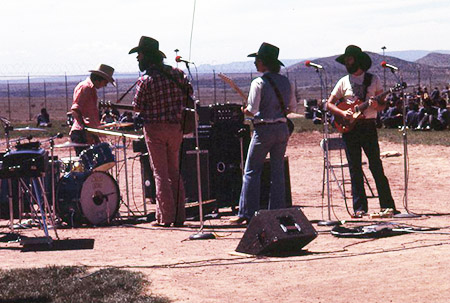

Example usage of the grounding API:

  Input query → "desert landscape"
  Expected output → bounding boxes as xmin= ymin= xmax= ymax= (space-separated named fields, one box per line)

xmin=0 ymin=129 xmax=449 ymax=303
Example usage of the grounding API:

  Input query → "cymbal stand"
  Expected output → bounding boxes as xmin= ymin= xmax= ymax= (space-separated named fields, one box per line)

xmin=387 ymin=69 xmax=419 ymax=218
xmin=120 ymin=134 xmax=131 ymax=218
xmin=17 ymin=176 xmax=59 ymax=244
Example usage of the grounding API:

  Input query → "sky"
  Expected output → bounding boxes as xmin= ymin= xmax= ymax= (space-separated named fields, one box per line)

xmin=1 ymin=0 xmax=449 ymax=75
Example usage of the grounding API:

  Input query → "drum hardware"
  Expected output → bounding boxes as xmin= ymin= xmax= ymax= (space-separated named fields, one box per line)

xmin=99 ymin=122 xmax=134 ymax=129
xmin=79 ymin=142 xmax=115 ymax=172
xmin=54 ymin=141 xmax=90 ymax=148
xmin=13 ymin=126 xmax=47 ymax=132
xmin=86 ymin=127 xmax=144 ymax=217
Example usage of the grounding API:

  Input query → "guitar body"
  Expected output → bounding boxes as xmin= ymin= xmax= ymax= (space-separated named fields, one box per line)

xmin=332 ymin=82 xmax=407 ymax=133
xmin=333 ymin=99 xmax=366 ymax=133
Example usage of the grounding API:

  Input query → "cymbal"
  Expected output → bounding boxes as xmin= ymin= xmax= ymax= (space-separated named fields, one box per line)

xmin=14 ymin=127 xmax=46 ymax=132
xmin=99 ymin=122 xmax=134 ymax=129
xmin=54 ymin=141 xmax=90 ymax=148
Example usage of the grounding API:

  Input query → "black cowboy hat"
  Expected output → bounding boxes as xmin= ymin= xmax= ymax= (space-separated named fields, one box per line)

xmin=248 ymin=42 xmax=284 ymax=66
xmin=129 ymin=36 xmax=167 ymax=58
xmin=336 ymin=45 xmax=372 ymax=71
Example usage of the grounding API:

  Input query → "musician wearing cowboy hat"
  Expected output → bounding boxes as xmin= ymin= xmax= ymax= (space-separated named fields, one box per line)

xmin=130 ymin=36 xmax=193 ymax=227
xmin=229 ymin=42 xmax=296 ymax=225
xmin=326 ymin=45 xmax=398 ymax=218
xmin=70 ymin=64 xmax=116 ymax=155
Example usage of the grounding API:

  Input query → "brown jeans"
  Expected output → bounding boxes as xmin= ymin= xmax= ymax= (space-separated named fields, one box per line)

xmin=143 ymin=123 xmax=185 ymax=225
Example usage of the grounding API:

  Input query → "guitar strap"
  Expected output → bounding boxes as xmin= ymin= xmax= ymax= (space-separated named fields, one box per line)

xmin=362 ymin=72 xmax=373 ymax=101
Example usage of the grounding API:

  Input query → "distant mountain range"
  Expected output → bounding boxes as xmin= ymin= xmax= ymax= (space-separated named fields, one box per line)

xmin=194 ymin=50 xmax=450 ymax=73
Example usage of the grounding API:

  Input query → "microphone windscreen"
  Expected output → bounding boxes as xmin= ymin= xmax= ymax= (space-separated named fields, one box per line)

xmin=175 ymin=56 xmax=182 ymax=62
xmin=305 ymin=60 xmax=311 ymax=66
xmin=380 ymin=61 xmax=387 ymax=67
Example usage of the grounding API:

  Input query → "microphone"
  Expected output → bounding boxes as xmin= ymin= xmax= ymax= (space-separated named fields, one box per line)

xmin=381 ymin=61 xmax=398 ymax=71
xmin=175 ymin=56 xmax=192 ymax=64
xmin=305 ymin=60 xmax=323 ymax=70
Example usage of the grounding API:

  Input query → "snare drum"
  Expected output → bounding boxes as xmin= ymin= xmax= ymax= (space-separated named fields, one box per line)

xmin=56 ymin=171 xmax=120 ymax=226
xmin=79 ymin=142 xmax=115 ymax=172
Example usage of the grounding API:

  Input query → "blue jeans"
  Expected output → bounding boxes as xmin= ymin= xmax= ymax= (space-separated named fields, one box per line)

xmin=342 ymin=121 xmax=396 ymax=213
xmin=238 ymin=122 xmax=290 ymax=220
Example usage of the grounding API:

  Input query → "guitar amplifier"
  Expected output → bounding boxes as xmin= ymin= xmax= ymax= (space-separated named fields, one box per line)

xmin=2 ymin=148 xmax=48 ymax=178
xmin=209 ymin=103 xmax=244 ymax=125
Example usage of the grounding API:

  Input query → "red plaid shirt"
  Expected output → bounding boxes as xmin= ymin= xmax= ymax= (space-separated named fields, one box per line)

xmin=133 ymin=64 xmax=193 ymax=124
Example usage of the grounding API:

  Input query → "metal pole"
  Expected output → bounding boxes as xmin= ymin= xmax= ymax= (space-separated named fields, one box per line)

xmin=65 ymin=73 xmax=69 ymax=113
xmin=213 ymin=70 xmax=216 ymax=103
xmin=44 ymin=80 xmax=47 ymax=110
xmin=116 ymin=78 xmax=119 ymax=101
xmin=382 ymin=46 xmax=387 ymax=91
xmin=7 ymin=81 xmax=11 ymax=120
xmin=28 ymin=74 xmax=32 ymax=121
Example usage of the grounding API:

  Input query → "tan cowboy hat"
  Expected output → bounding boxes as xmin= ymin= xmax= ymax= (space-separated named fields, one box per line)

xmin=128 ymin=36 xmax=167 ymax=58
xmin=248 ymin=42 xmax=285 ymax=66
xmin=336 ymin=45 xmax=372 ymax=71
xmin=89 ymin=64 xmax=116 ymax=87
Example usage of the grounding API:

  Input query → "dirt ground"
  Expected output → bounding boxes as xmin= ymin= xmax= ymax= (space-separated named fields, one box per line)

xmin=1 ymin=130 xmax=449 ymax=303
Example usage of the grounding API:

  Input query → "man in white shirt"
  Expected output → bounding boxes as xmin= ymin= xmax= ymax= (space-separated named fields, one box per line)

xmin=326 ymin=45 xmax=398 ymax=218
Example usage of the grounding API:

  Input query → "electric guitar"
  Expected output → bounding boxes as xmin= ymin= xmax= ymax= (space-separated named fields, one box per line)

xmin=99 ymin=100 xmax=134 ymax=111
xmin=218 ymin=73 xmax=248 ymax=105
xmin=333 ymin=82 xmax=407 ymax=133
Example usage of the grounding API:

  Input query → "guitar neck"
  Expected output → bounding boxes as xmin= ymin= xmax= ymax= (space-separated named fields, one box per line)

xmin=358 ymin=90 xmax=390 ymax=112
xmin=99 ymin=101 xmax=134 ymax=111
xmin=218 ymin=73 xmax=248 ymax=105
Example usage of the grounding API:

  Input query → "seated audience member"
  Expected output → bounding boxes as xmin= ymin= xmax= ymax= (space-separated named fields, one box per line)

xmin=36 ymin=108 xmax=52 ymax=127
xmin=381 ymin=99 xmax=403 ymax=128
xmin=119 ymin=111 xmax=135 ymax=130
xmin=416 ymin=98 xmax=438 ymax=130
xmin=101 ymin=109 xmax=116 ymax=124
xmin=406 ymin=99 xmax=420 ymax=129
xmin=434 ymin=99 xmax=450 ymax=130
xmin=133 ymin=112 xmax=144 ymax=130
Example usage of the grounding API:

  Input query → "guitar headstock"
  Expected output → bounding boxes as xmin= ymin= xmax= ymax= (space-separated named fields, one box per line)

xmin=99 ymin=100 xmax=113 ymax=109
xmin=390 ymin=82 xmax=407 ymax=93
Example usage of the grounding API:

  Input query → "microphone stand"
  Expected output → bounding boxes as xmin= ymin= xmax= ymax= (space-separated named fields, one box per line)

xmin=313 ymin=68 xmax=340 ymax=226
xmin=387 ymin=68 xmax=419 ymax=218
xmin=183 ymin=62 xmax=215 ymax=240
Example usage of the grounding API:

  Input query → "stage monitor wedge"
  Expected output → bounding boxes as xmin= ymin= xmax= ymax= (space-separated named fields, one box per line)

xmin=235 ymin=208 xmax=317 ymax=255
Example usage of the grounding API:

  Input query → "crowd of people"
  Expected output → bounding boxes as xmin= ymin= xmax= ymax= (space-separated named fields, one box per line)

xmin=379 ymin=85 xmax=450 ymax=130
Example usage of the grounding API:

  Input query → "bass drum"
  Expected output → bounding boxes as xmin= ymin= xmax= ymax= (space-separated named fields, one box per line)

xmin=56 ymin=171 xmax=120 ymax=226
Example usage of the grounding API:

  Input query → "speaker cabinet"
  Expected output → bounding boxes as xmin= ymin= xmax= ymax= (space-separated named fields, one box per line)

xmin=260 ymin=156 xmax=292 ymax=209
xmin=209 ymin=124 xmax=250 ymax=208
xmin=180 ymin=137 xmax=211 ymax=202
xmin=235 ymin=208 xmax=317 ymax=255
xmin=139 ymin=154 xmax=156 ymax=201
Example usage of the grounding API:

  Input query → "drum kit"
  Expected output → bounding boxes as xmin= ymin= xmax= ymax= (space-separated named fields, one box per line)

xmin=0 ymin=117 xmax=143 ymax=243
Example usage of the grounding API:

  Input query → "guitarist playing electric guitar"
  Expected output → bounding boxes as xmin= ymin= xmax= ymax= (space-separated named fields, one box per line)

xmin=326 ymin=45 xmax=399 ymax=218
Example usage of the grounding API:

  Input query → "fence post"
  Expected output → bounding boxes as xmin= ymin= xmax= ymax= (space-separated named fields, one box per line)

xmin=223 ymin=77 xmax=226 ymax=103
xmin=7 ymin=81 xmax=11 ymax=120
xmin=213 ymin=70 xmax=216 ymax=103
xmin=44 ymin=80 xmax=47 ymax=110
xmin=28 ymin=73 xmax=32 ymax=121
xmin=65 ymin=73 xmax=69 ymax=113
xmin=116 ymin=78 xmax=119 ymax=101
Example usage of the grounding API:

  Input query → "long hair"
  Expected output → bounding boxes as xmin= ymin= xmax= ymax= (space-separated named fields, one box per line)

xmin=260 ymin=57 xmax=281 ymax=73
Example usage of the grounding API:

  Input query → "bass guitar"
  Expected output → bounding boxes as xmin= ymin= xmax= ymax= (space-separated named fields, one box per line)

xmin=333 ymin=82 xmax=407 ymax=133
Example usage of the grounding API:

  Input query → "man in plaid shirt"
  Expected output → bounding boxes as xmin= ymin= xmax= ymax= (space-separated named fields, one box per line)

xmin=130 ymin=36 xmax=193 ymax=227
